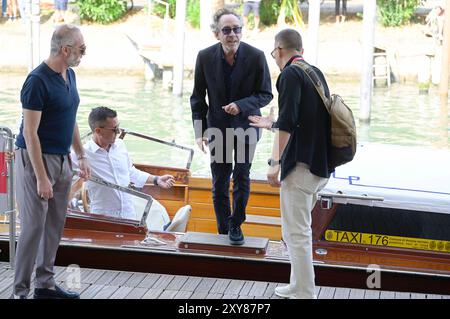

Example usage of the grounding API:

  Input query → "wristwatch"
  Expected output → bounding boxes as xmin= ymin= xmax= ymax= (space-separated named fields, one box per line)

xmin=267 ymin=158 xmax=281 ymax=167
xmin=153 ymin=176 xmax=160 ymax=186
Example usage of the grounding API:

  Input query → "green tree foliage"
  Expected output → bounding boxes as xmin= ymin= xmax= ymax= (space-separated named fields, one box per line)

xmin=260 ymin=0 xmax=304 ymax=27
xmin=151 ymin=0 xmax=176 ymax=18
xmin=377 ymin=0 xmax=420 ymax=27
xmin=260 ymin=0 xmax=280 ymax=26
xmin=152 ymin=0 xmax=200 ymax=28
xmin=78 ymin=0 xmax=127 ymax=24
xmin=187 ymin=0 xmax=200 ymax=28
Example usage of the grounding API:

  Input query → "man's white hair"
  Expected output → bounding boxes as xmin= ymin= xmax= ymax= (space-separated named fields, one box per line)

xmin=50 ymin=24 xmax=81 ymax=56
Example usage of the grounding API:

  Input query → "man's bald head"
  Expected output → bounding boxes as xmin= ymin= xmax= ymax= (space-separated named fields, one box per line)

xmin=50 ymin=24 xmax=82 ymax=56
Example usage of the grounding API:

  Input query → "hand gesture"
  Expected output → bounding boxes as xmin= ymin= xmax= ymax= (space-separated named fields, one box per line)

xmin=249 ymin=106 xmax=275 ymax=129
xmin=196 ymin=137 xmax=208 ymax=154
xmin=157 ymin=175 xmax=175 ymax=189
xmin=37 ymin=176 xmax=53 ymax=200
xmin=222 ymin=102 xmax=241 ymax=115
xmin=4 ymin=151 xmax=14 ymax=162
xmin=267 ymin=165 xmax=281 ymax=188
xmin=78 ymin=158 xmax=91 ymax=180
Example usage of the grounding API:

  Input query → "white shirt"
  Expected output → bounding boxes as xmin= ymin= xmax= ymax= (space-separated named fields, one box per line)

xmin=71 ymin=139 xmax=150 ymax=219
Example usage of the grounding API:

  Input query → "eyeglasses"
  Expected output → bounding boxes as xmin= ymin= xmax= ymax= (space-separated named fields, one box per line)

xmin=66 ymin=45 xmax=86 ymax=56
xmin=100 ymin=126 xmax=121 ymax=134
xmin=221 ymin=26 xmax=242 ymax=35
xmin=271 ymin=47 xmax=283 ymax=59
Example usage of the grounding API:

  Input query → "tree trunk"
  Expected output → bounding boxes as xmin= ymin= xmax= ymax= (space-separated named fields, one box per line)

xmin=212 ymin=0 xmax=225 ymax=13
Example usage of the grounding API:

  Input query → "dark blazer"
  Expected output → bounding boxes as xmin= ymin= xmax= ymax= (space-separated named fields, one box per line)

xmin=190 ymin=42 xmax=273 ymax=143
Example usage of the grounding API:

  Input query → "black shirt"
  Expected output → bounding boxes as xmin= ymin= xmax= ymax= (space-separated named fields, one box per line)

xmin=273 ymin=56 xmax=333 ymax=180
xmin=221 ymin=47 xmax=239 ymax=104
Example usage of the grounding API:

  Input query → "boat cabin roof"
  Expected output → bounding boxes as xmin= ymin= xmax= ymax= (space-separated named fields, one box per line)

xmin=322 ymin=143 xmax=450 ymax=214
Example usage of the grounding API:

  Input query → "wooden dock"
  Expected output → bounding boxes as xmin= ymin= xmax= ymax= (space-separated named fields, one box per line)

xmin=0 ymin=262 xmax=448 ymax=299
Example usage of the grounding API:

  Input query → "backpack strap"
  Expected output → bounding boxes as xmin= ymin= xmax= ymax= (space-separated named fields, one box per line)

xmin=291 ymin=60 xmax=331 ymax=114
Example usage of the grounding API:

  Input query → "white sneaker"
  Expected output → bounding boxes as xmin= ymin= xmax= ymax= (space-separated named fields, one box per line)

xmin=274 ymin=285 xmax=297 ymax=299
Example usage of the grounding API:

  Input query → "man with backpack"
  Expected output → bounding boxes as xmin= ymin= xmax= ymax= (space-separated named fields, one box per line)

xmin=248 ymin=28 xmax=333 ymax=299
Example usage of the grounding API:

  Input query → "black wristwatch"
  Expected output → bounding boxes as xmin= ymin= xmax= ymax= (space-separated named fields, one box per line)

xmin=153 ymin=176 xmax=160 ymax=186
xmin=267 ymin=158 xmax=281 ymax=167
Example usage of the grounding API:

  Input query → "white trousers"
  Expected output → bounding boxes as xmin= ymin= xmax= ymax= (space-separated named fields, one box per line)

xmin=280 ymin=163 xmax=328 ymax=299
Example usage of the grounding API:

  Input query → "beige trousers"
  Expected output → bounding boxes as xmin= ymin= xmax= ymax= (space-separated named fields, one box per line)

xmin=280 ymin=163 xmax=328 ymax=299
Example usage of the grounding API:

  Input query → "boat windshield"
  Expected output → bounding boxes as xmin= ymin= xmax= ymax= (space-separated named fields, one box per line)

xmin=69 ymin=172 xmax=154 ymax=228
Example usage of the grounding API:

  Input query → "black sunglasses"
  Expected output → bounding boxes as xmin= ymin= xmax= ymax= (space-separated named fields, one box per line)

xmin=221 ymin=26 xmax=242 ymax=35
xmin=100 ymin=126 xmax=121 ymax=134
xmin=66 ymin=45 xmax=86 ymax=56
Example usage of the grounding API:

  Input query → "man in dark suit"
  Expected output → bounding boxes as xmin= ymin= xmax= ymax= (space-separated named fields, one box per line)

xmin=190 ymin=8 xmax=273 ymax=245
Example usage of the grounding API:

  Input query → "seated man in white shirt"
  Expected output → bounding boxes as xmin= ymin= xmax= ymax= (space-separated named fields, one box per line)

xmin=70 ymin=106 xmax=175 ymax=226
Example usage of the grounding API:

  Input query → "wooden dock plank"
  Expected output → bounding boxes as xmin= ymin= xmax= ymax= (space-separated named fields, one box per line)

xmin=0 ymin=268 xmax=14 ymax=279
xmin=334 ymin=287 xmax=351 ymax=299
xmin=364 ymin=290 xmax=381 ymax=299
xmin=82 ymin=269 xmax=106 ymax=284
xmin=349 ymin=288 xmax=365 ymax=299
xmin=81 ymin=284 xmax=104 ymax=299
xmin=138 ymin=273 xmax=161 ymax=288
xmin=380 ymin=291 xmax=395 ymax=299
xmin=142 ymin=288 xmax=163 ymax=299
xmin=238 ymin=295 xmax=255 ymax=299
xmin=158 ymin=290 xmax=178 ymax=299
xmin=0 ymin=263 xmax=449 ymax=300
xmin=0 ymin=278 xmax=14 ymax=298
xmin=190 ymin=291 xmax=208 ymax=299
xmin=239 ymin=281 xmax=254 ymax=296
xmin=174 ymin=290 xmax=193 ymax=299
xmin=224 ymin=280 xmax=245 ymax=295
xmin=109 ymin=272 xmax=133 ymax=287
xmin=395 ymin=292 xmax=411 ymax=299
xmin=180 ymin=276 xmax=202 ymax=292
xmin=249 ymin=281 xmax=268 ymax=297
xmin=95 ymin=271 xmax=120 ymax=286
xmin=166 ymin=275 xmax=189 ymax=291
xmin=318 ymin=287 xmax=335 ymax=299
xmin=110 ymin=286 xmax=134 ymax=299
xmin=194 ymin=277 xmax=217 ymax=293
xmin=93 ymin=285 xmax=120 ymax=299
xmin=152 ymin=274 xmax=175 ymax=290
xmin=123 ymin=272 xmax=147 ymax=287
xmin=210 ymin=278 xmax=231 ymax=294
xmin=125 ymin=287 xmax=149 ymax=299
xmin=263 ymin=282 xmax=278 ymax=298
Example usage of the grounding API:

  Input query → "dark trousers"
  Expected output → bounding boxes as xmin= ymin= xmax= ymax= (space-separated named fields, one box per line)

xmin=209 ymin=135 xmax=256 ymax=234
xmin=335 ymin=0 xmax=347 ymax=16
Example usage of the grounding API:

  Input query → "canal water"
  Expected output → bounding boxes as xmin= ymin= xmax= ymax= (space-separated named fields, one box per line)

xmin=1 ymin=73 xmax=449 ymax=178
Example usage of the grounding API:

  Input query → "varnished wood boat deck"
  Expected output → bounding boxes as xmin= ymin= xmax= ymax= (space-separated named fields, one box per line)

xmin=0 ymin=262 xmax=448 ymax=299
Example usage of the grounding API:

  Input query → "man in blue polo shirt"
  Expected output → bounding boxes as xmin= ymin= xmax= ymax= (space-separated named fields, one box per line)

xmin=12 ymin=24 xmax=91 ymax=299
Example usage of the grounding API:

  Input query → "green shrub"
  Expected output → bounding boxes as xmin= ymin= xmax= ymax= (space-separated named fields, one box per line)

xmin=187 ymin=0 xmax=200 ymax=28
xmin=78 ymin=0 xmax=126 ymax=24
xmin=260 ymin=0 xmax=280 ymax=26
xmin=152 ymin=0 xmax=176 ymax=18
xmin=377 ymin=0 xmax=420 ymax=27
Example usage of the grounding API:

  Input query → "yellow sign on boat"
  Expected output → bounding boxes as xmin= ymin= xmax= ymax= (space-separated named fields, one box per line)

xmin=325 ymin=230 xmax=450 ymax=253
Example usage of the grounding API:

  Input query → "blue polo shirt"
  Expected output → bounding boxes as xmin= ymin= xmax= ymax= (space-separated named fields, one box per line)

xmin=15 ymin=62 xmax=80 ymax=155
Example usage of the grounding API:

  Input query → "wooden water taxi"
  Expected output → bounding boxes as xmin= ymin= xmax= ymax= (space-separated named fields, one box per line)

xmin=1 ymin=129 xmax=449 ymax=295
